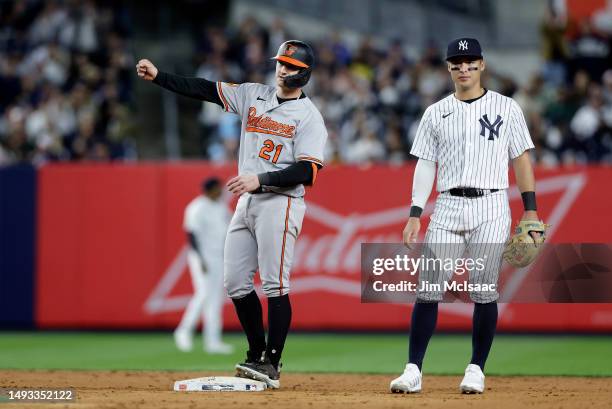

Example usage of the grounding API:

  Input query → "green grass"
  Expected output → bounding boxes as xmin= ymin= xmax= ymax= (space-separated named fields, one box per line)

xmin=0 ymin=332 xmax=611 ymax=376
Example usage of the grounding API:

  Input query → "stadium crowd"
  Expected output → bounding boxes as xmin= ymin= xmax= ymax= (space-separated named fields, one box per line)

xmin=0 ymin=0 xmax=136 ymax=165
xmin=1 ymin=1 xmax=611 ymax=167
xmin=196 ymin=15 xmax=612 ymax=166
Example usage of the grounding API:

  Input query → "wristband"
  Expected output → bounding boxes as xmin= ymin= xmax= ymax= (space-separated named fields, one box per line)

xmin=521 ymin=191 xmax=537 ymax=211
xmin=257 ymin=173 xmax=271 ymax=186
xmin=409 ymin=206 xmax=423 ymax=218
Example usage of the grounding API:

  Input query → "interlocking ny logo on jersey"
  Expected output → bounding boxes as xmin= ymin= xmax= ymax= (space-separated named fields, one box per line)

xmin=459 ymin=40 xmax=469 ymax=50
xmin=246 ymin=107 xmax=296 ymax=138
xmin=479 ymin=114 xmax=503 ymax=141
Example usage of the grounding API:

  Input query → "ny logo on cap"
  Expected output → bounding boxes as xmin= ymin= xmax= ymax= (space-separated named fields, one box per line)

xmin=458 ymin=40 xmax=468 ymax=51
xmin=285 ymin=44 xmax=297 ymax=56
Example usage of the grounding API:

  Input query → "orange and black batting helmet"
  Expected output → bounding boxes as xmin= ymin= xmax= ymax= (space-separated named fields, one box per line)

xmin=271 ymin=40 xmax=314 ymax=88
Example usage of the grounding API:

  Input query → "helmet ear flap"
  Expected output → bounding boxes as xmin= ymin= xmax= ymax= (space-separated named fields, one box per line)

xmin=283 ymin=67 xmax=312 ymax=89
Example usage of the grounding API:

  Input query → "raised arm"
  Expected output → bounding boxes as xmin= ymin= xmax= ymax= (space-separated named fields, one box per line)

xmin=136 ymin=58 xmax=222 ymax=106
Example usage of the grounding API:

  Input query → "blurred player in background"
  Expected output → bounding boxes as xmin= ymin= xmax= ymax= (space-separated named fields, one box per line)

xmin=174 ymin=177 xmax=234 ymax=355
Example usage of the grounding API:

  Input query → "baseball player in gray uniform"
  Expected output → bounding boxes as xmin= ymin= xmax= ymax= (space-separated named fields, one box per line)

xmin=137 ymin=40 xmax=327 ymax=389
xmin=390 ymin=38 xmax=545 ymax=394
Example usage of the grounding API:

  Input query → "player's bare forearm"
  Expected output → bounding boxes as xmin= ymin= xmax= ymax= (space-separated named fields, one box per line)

xmin=512 ymin=151 xmax=539 ymax=221
xmin=512 ymin=151 xmax=535 ymax=193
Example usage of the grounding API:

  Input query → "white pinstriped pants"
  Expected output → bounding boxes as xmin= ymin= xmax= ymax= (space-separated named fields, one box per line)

xmin=417 ymin=190 xmax=511 ymax=303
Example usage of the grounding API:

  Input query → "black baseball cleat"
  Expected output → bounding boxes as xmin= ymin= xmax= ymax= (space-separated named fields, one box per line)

xmin=234 ymin=350 xmax=262 ymax=379
xmin=235 ymin=354 xmax=281 ymax=389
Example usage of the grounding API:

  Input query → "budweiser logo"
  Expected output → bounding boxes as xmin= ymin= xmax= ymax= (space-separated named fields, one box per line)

xmin=246 ymin=107 xmax=296 ymax=138
xmin=293 ymin=202 xmax=404 ymax=275
xmin=145 ymin=173 xmax=584 ymax=316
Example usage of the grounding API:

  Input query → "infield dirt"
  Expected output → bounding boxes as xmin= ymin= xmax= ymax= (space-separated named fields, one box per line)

xmin=1 ymin=370 xmax=611 ymax=409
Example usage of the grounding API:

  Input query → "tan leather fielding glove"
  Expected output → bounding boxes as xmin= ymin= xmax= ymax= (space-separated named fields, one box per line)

xmin=503 ymin=220 xmax=550 ymax=268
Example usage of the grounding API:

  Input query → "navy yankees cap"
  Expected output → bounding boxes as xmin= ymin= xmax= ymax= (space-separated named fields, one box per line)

xmin=446 ymin=38 xmax=483 ymax=61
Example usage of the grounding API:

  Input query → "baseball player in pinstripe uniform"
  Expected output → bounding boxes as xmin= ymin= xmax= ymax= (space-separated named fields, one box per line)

xmin=137 ymin=40 xmax=327 ymax=389
xmin=390 ymin=38 xmax=544 ymax=394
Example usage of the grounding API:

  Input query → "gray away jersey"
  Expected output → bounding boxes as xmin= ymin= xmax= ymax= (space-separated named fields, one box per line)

xmin=216 ymin=81 xmax=327 ymax=197
xmin=410 ymin=90 xmax=535 ymax=191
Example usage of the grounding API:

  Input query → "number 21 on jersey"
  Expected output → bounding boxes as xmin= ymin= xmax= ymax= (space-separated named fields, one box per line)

xmin=259 ymin=139 xmax=283 ymax=164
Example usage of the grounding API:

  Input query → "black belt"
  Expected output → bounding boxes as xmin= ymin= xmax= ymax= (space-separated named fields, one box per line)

xmin=444 ymin=188 xmax=499 ymax=198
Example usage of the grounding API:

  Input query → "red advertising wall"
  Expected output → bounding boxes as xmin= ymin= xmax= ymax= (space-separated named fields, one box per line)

xmin=36 ymin=163 xmax=612 ymax=331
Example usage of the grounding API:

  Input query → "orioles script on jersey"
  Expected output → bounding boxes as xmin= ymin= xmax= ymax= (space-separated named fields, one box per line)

xmin=246 ymin=107 xmax=296 ymax=138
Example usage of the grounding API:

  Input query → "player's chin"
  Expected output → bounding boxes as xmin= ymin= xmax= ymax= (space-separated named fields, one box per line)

xmin=457 ymin=79 xmax=474 ymax=88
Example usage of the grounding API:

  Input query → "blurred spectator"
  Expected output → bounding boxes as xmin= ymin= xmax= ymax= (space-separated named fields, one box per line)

xmin=602 ymin=69 xmax=612 ymax=105
xmin=187 ymin=19 xmax=449 ymax=164
xmin=0 ymin=0 xmax=136 ymax=166
xmin=4 ymin=2 xmax=612 ymax=167
xmin=569 ymin=84 xmax=612 ymax=162
xmin=568 ymin=19 xmax=610 ymax=84
xmin=330 ymin=31 xmax=351 ymax=68
xmin=540 ymin=4 xmax=569 ymax=86
xmin=344 ymin=131 xmax=386 ymax=164
xmin=267 ymin=17 xmax=292 ymax=56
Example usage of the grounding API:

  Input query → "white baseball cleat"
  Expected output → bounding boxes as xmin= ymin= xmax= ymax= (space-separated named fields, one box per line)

xmin=460 ymin=364 xmax=485 ymax=394
xmin=174 ymin=329 xmax=193 ymax=352
xmin=390 ymin=363 xmax=422 ymax=393
xmin=205 ymin=342 xmax=235 ymax=355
